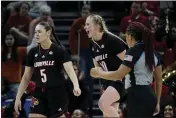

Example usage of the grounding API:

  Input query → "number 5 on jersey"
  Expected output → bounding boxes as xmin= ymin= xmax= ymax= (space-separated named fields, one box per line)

xmin=40 ymin=69 xmax=47 ymax=83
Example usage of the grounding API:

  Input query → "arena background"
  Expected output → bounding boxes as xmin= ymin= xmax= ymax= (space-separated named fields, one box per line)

xmin=1 ymin=1 xmax=176 ymax=118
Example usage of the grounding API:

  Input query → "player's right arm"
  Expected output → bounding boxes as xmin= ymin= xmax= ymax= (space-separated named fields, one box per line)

xmin=17 ymin=47 xmax=35 ymax=99
xmin=15 ymin=47 xmax=35 ymax=115
xmin=16 ymin=67 xmax=34 ymax=100
xmin=15 ymin=66 xmax=34 ymax=115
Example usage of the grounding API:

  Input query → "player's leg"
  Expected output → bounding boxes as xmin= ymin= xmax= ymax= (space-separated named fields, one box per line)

xmin=48 ymin=87 xmax=69 ymax=118
xmin=29 ymin=113 xmax=47 ymax=118
xmin=29 ymin=88 xmax=47 ymax=117
xmin=57 ymin=114 xmax=66 ymax=118
xmin=98 ymin=86 xmax=120 ymax=117
xmin=103 ymin=113 xmax=108 ymax=117
xmin=112 ymin=102 xmax=120 ymax=115
xmin=100 ymin=85 xmax=115 ymax=117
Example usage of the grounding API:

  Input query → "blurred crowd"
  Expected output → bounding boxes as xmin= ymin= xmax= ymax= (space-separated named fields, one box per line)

xmin=1 ymin=1 xmax=176 ymax=118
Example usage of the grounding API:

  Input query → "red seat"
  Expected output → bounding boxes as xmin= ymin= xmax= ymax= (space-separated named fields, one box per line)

xmin=163 ymin=48 xmax=174 ymax=67
xmin=173 ymin=42 xmax=176 ymax=61
xmin=153 ymin=40 xmax=166 ymax=52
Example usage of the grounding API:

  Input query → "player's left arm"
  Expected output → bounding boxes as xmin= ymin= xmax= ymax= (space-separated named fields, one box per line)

xmin=117 ymin=49 xmax=126 ymax=60
xmin=63 ymin=61 xmax=80 ymax=89
xmin=91 ymin=47 xmax=139 ymax=80
xmin=58 ymin=45 xmax=80 ymax=89
xmin=91 ymin=64 xmax=131 ymax=81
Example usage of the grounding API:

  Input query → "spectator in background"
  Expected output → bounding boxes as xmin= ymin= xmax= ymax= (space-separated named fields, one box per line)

xmin=1 ymin=81 xmax=36 ymax=118
xmin=6 ymin=1 xmax=47 ymax=17
xmin=7 ymin=2 xmax=32 ymax=34
xmin=1 ymin=7 xmax=11 ymax=46
xmin=64 ymin=57 xmax=90 ymax=116
xmin=169 ymin=26 xmax=176 ymax=54
xmin=28 ymin=1 xmax=47 ymax=18
xmin=71 ymin=109 xmax=86 ymax=118
xmin=7 ymin=1 xmax=24 ymax=15
xmin=141 ymin=1 xmax=160 ymax=17
xmin=28 ymin=5 xmax=55 ymax=45
xmin=149 ymin=16 xmax=167 ymax=57
xmin=119 ymin=1 xmax=149 ymax=40
xmin=69 ymin=4 xmax=91 ymax=57
xmin=69 ymin=4 xmax=93 ymax=117
xmin=1 ymin=32 xmax=37 ymax=99
xmin=152 ymin=81 xmax=174 ymax=117
xmin=164 ymin=104 xmax=175 ymax=118
xmin=7 ymin=2 xmax=32 ymax=46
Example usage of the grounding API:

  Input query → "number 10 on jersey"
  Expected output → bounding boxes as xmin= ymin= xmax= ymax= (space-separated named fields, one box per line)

xmin=99 ymin=61 xmax=108 ymax=72
xmin=40 ymin=69 xmax=47 ymax=83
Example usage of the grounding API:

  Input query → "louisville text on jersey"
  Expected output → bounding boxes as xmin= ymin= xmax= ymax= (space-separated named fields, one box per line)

xmin=34 ymin=61 xmax=55 ymax=67
xmin=95 ymin=54 xmax=108 ymax=61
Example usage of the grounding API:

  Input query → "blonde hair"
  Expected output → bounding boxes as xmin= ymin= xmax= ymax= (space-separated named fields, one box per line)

xmin=88 ymin=14 xmax=108 ymax=32
xmin=88 ymin=14 xmax=127 ymax=46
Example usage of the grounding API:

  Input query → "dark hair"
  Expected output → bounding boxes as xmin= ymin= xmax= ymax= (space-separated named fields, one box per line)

xmin=38 ymin=21 xmax=51 ymax=32
xmin=88 ymin=14 xmax=108 ymax=32
xmin=38 ymin=22 xmax=66 ymax=49
xmin=50 ymin=25 xmax=66 ymax=50
xmin=20 ymin=2 xmax=30 ymax=10
xmin=126 ymin=22 xmax=154 ymax=71
xmin=2 ymin=33 xmax=18 ymax=62
xmin=15 ymin=2 xmax=30 ymax=12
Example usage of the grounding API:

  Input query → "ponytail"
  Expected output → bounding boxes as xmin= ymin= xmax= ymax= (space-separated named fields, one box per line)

xmin=127 ymin=22 xmax=155 ymax=72
xmin=143 ymin=27 xmax=155 ymax=72
xmin=50 ymin=26 xmax=66 ymax=50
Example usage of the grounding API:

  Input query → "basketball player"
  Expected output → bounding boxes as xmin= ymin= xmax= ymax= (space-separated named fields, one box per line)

xmin=84 ymin=14 xmax=127 ymax=117
xmin=14 ymin=22 xmax=81 ymax=118
xmin=91 ymin=22 xmax=162 ymax=117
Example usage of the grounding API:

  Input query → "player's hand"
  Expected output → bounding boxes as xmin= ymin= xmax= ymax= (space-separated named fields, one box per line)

xmin=14 ymin=98 xmax=21 ymax=115
xmin=153 ymin=103 xmax=160 ymax=116
xmin=73 ymin=87 xmax=81 ymax=97
xmin=90 ymin=67 xmax=102 ymax=78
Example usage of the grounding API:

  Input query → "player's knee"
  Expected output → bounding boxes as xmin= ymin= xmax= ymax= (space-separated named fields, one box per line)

xmin=29 ymin=113 xmax=47 ymax=118
xmin=98 ymin=99 xmax=107 ymax=111
xmin=57 ymin=114 xmax=66 ymax=118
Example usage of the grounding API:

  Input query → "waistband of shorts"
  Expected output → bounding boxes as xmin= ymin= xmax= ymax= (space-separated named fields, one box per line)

xmin=35 ymin=84 xmax=64 ymax=90
xmin=127 ymin=84 xmax=152 ymax=89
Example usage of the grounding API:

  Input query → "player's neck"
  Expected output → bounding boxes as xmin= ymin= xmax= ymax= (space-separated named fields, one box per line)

xmin=131 ymin=40 xmax=137 ymax=47
xmin=40 ymin=39 xmax=52 ymax=49
xmin=94 ymin=32 xmax=104 ymax=41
